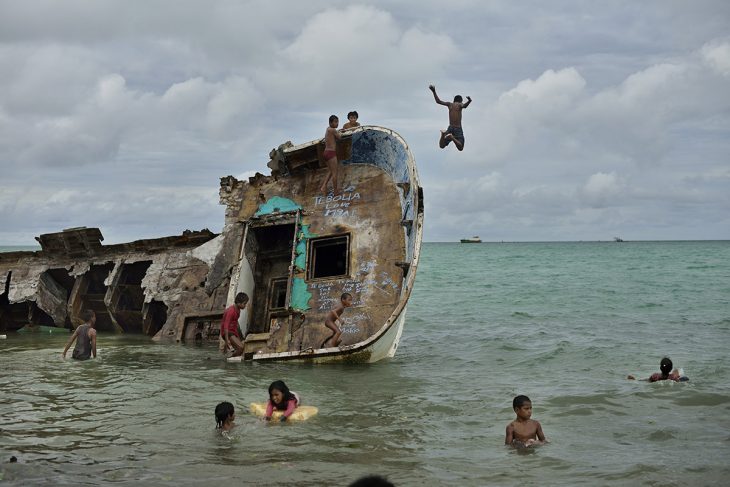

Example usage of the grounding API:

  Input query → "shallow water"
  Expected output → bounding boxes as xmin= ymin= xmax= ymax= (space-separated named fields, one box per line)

xmin=2 ymin=241 xmax=730 ymax=486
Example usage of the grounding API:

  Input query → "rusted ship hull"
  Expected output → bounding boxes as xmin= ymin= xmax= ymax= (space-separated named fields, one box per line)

xmin=0 ymin=126 xmax=423 ymax=363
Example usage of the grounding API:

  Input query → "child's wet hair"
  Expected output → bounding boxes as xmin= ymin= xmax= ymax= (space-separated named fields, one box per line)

xmin=269 ymin=380 xmax=295 ymax=408
xmin=81 ymin=309 xmax=95 ymax=322
xmin=329 ymin=115 xmax=338 ymax=123
xmin=454 ymin=95 xmax=463 ymax=103
xmin=660 ymin=357 xmax=673 ymax=375
xmin=215 ymin=401 xmax=234 ymax=429
xmin=347 ymin=111 xmax=359 ymax=119
xmin=341 ymin=292 xmax=352 ymax=301
xmin=513 ymin=395 xmax=531 ymax=409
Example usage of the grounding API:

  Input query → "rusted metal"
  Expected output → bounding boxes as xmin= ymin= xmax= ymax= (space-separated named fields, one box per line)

xmin=1 ymin=126 xmax=423 ymax=364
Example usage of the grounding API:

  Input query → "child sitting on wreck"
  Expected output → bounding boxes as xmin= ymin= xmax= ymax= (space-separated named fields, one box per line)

xmin=342 ymin=110 xmax=360 ymax=130
xmin=627 ymin=356 xmax=689 ymax=382
xmin=505 ymin=395 xmax=547 ymax=448
xmin=264 ymin=380 xmax=300 ymax=422
xmin=215 ymin=401 xmax=236 ymax=432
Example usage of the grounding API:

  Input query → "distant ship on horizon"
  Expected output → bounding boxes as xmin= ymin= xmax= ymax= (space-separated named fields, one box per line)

xmin=460 ymin=236 xmax=482 ymax=243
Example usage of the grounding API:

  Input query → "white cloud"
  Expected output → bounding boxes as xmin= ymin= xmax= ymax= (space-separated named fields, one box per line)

xmin=701 ymin=39 xmax=730 ymax=76
xmin=0 ymin=1 xmax=729 ymax=244
xmin=260 ymin=5 xmax=458 ymax=106
xmin=580 ymin=172 xmax=624 ymax=208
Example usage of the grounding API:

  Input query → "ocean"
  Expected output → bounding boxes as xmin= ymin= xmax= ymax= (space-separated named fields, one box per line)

xmin=1 ymin=241 xmax=729 ymax=486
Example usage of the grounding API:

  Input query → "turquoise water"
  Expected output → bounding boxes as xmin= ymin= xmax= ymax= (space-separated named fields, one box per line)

xmin=1 ymin=241 xmax=729 ymax=486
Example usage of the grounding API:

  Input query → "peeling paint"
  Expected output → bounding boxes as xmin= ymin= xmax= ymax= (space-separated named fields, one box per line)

xmin=1 ymin=126 xmax=423 ymax=363
xmin=290 ymin=277 xmax=311 ymax=311
xmin=294 ymin=224 xmax=317 ymax=271
xmin=254 ymin=196 xmax=302 ymax=216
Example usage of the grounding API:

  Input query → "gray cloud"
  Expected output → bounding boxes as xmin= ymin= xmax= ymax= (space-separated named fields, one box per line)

xmin=0 ymin=0 xmax=728 ymax=244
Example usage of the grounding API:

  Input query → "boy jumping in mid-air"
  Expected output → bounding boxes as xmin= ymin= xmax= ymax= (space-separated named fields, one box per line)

xmin=505 ymin=395 xmax=547 ymax=448
xmin=322 ymin=292 xmax=353 ymax=348
xmin=429 ymin=84 xmax=472 ymax=151
xmin=320 ymin=115 xmax=343 ymax=194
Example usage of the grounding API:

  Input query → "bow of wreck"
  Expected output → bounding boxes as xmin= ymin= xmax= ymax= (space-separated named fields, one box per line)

xmin=0 ymin=126 xmax=424 ymax=363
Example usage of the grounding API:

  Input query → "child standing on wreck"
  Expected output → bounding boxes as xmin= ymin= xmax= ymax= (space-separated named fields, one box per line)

xmin=320 ymin=115 xmax=343 ymax=194
xmin=219 ymin=292 xmax=248 ymax=357
xmin=323 ymin=292 xmax=353 ymax=348
xmin=264 ymin=380 xmax=300 ymax=422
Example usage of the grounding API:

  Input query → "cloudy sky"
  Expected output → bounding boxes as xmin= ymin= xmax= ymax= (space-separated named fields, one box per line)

xmin=1 ymin=0 xmax=729 ymax=244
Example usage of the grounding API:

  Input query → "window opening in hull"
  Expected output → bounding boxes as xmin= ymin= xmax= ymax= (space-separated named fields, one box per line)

xmin=308 ymin=235 xmax=350 ymax=280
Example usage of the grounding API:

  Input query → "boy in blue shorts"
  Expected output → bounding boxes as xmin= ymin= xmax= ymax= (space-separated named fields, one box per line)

xmin=429 ymin=84 xmax=472 ymax=151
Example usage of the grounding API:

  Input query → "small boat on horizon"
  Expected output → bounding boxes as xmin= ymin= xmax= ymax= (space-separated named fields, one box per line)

xmin=460 ymin=236 xmax=482 ymax=243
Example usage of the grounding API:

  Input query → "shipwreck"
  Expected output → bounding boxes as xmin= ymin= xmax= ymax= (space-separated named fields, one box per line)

xmin=0 ymin=126 xmax=424 ymax=363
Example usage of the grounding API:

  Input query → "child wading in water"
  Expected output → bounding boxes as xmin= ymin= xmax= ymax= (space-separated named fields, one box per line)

xmin=323 ymin=292 xmax=353 ymax=348
xmin=215 ymin=401 xmax=236 ymax=432
xmin=219 ymin=292 xmax=249 ymax=357
xmin=627 ymin=357 xmax=689 ymax=382
xmin=62 ymin=309 xmax=97 ymax=360
xmin=505 ymin=395 xmax=546 ymax=448
xmin=265 ymin=380 xmax=300 ymax=422
xmin=320 ymin=115 xmax=343 ymax=194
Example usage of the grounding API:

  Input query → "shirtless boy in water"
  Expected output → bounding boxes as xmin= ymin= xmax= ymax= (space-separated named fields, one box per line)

xmin=429 ymin=84 xmax=472 ymax=151
xmin=323 ymin=292 xmax=353 ymax=348
xmin=320 ymin=115 xmax=343 ymax=194
xmin=505 ymin=395 xmax=547 ymax=448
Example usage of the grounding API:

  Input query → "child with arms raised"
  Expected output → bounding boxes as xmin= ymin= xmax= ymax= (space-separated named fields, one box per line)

xmin=505 ymin=395 xmax=546 ymax=448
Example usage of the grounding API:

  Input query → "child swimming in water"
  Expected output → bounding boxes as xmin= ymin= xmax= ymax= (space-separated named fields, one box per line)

xmin=627 ymin=356 xmax=688 ymax=382
xmin=264 ymin=380 xmax=300 ymax=422
xmin=215 ymin=401 xmax=236 ymax=432
xmin=505 ymin=395 xmax=546 ymax=448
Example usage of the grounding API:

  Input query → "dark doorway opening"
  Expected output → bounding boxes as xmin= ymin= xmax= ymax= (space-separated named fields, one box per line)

xmin=248 ymin=224 xmax=295 ymax=334
xmin=108 ymin=261 xmax=151 ymax=333
xmin=142 ymin=299 xmax=168 ymax=337
xmin=76 ymin=263 xmax=115 ymax=332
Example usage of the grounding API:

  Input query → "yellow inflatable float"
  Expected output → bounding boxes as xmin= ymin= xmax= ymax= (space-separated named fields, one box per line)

xmin=249 ymin=402 xmax=318 ymax=421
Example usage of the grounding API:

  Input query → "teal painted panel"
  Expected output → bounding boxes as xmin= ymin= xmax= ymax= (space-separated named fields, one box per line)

xmin=294 ymin=224 xmax=317 ymax=271
xmin=290 ymin=278 xmax=312 ymax=311
xmin=254 ymin=196 xmax=302 ymax=216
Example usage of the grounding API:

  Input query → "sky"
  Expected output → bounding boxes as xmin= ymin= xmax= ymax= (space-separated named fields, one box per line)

xmin=1 ymin=0 xmax=729 ymax=244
